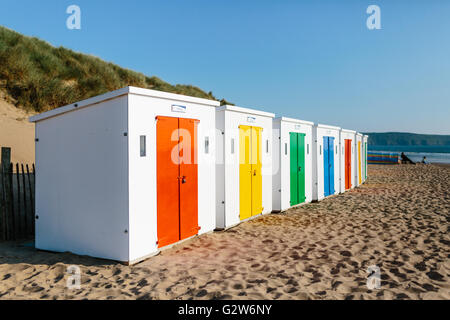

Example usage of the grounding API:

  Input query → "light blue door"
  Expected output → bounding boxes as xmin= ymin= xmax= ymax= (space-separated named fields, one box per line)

xmin=323 ymin=137 xmax=330 ymax=196
xmin=329 ymin=137 xmax=335 ymax=195
xmin=323 ymin=136 xmax=335 ymax=196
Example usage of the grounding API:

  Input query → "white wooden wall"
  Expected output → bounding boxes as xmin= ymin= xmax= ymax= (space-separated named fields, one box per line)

xmin=216 ymin=106 xmax=274 ymax=229
xmin=272 ymin=118 xmax=313 ymax=212
xmin=313 ymin=125 xmax=341 ymax=201
xmin=35 ymin=96 xmax=130 ymax=262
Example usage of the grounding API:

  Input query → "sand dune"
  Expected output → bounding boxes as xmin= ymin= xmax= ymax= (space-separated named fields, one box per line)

xmin=0 ymin=164 xmax=449 ymax=300
xmin=0 ymin=96 xmax=35 ymax=164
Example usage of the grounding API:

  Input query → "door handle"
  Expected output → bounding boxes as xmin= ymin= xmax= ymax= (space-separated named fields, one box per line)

xmin=298 ymin=166 xmax=301 ymax=172
xmin=182 ymin=176 xmax=186 ymax=184
xmin=253 ymin=170 xmax=257 ymax=176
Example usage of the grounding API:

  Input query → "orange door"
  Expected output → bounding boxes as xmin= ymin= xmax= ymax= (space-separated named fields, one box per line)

xmin=179 ymin=118 xmax=199 ymax=240
xmin=156 ymin=116 xmax=180 ymax=248
xmin=156 ymin=116 xmax=199 ymax=248
xmin=345 ymin=139 xmax=352 ymax=190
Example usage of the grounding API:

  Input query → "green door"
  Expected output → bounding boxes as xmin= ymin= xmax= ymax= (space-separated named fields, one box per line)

xmin=290 ymin=132 xmax=306 ymax=206
xmin=290 ymin=133 xmax=299 ymax=205
xmin=297 ymin=133 xmax=306 ymax=203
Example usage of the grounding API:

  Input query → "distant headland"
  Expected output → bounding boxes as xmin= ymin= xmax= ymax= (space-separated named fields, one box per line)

xmin=363 ymin=132 xmax=450 ymax=146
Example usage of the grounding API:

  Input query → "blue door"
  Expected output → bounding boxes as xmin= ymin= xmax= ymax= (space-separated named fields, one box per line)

xmin=329 ymin=137 xmax=335 ymax=195
xmin=323 ymin=136 xmax=335 ymax=196
xmin=323 ymin=137 xmax=330 ymax=196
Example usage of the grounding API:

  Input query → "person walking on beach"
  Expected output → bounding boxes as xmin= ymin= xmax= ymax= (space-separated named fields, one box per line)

xmin=422 ymin=156 xmax=427 ymax=164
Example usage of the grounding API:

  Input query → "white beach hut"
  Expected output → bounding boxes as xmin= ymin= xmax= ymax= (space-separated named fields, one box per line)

xmin=339 ymin=129 xmax=356 ymax=193
xmin=355 ymin=133 xmax=363 ymax=186
xmin=215 ymin=105 xmax=274 ymax=229
xmin=312 ymin=124 xmax=341 ymax=201
xmin=29 ymin=86 xmax=219 ymax=264
xmin=272 ymin=117 xmax=314 ymax=212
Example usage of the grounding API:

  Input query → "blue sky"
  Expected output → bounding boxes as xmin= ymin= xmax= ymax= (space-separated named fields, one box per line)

xmin=1 ymin=0 xmax=449 ymax=134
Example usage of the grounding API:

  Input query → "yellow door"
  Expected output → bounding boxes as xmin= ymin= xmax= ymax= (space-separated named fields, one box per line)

xmin=251 ymin=127 xmax=263 ymax=216
xmin=358 ymin=141 xmax=362 ymax=184
xmin=239 ymin=125 xmax=252 ymax=220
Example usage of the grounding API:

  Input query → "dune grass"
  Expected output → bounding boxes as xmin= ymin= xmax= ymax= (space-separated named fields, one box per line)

xmin=0 ymin=26 xmax=230 ymax=112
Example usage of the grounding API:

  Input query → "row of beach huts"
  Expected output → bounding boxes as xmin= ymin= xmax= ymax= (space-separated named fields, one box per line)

xmin=29 ymin=87 xmax=368 ymax=264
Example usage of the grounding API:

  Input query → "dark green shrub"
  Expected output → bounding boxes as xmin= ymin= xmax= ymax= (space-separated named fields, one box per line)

xmin=0 ymin=26 xmax=231 ymax=112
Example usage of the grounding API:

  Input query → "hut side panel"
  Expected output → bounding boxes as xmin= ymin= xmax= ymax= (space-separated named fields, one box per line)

xmin=34 ymin=96 xmax=130 ymax=262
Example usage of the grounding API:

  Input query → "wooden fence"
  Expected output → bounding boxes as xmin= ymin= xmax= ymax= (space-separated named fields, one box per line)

xmin=0 ymin=147 xmax=35 ymax=240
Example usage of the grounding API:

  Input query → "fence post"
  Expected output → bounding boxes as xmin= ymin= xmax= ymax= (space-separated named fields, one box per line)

xmin=26 ymin=164 xmax=34 ymax=236
xmin=1 ymin=147 xmax=11 ymax=240
xmin=32 ymin=164 xmax=35 ymax=237
xmin=0 ymin=164 xmax=5 ymax=240
xmin=21 ymin=164 xmax=28 ymax=237
xmin=16 ymin=163 xmax=22 ymax=238
xmin=9 ymin=163 xmax=15 ymax=240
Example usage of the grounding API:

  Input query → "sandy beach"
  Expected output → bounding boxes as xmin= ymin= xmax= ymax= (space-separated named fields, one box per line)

xmin=0 ymin=164 xmax=448 ymax=300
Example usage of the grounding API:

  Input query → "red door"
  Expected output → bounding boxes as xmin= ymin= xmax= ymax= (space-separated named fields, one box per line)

xmin=156 ymin=116 xmax=199 ymax=248
xmin=179 ymin=118 xmax=199 ymax=240
xmin=156 ymin=116 xmax=180 ymax=248
xmin=345 ymin=139 xmax=352 ymax=190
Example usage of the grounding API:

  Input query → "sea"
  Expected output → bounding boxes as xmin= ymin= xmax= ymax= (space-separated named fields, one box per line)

xmin=369 ymin=145 xmax=450 ymax=164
